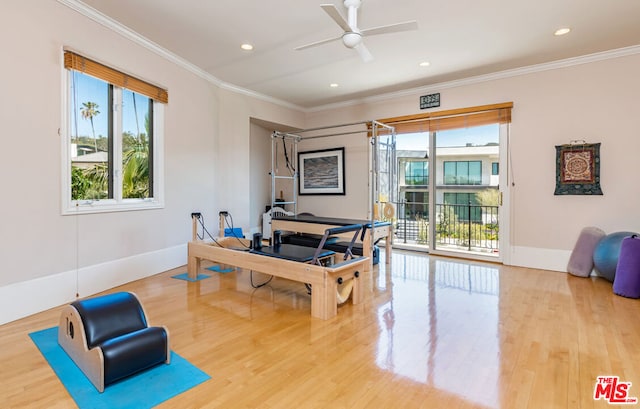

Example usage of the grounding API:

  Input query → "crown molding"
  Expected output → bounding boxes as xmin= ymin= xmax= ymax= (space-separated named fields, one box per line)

xmin=216 ymin=82 xmax=304 ymax=112
xmin=57 ymin=0 xmax=221 ymax=86
xmin=307 ymin=44 xmax=640 ymax=112
xmin=59 ymin=1 xmax=639 ymax=114
xmin=56 ymin=0 xmax=305 ymax=112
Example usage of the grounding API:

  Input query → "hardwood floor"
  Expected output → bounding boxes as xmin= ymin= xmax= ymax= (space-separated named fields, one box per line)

xmin=1 ymin=250 xmax=639 ymax=408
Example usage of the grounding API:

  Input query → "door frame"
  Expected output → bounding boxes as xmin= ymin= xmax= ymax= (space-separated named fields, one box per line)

xmin=426 ymin=124 xmax=510 ymax=263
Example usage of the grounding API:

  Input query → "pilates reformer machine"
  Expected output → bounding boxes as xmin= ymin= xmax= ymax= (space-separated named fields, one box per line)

xmin=188 ymin=214 xmax=368 ymax=320
xmin=271 ymin=214 xmax=392 ymax=273
xmin=268 ymin=120 xmax=397 ymax=270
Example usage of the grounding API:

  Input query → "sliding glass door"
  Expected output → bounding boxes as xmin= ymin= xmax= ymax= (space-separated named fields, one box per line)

xmin=431 ymin=124 xmax=501 ymax=258
xmin=387 ymin=103 xmax=512 ymax=261
xmin=393 ymin=123 xmax=509 ymax=261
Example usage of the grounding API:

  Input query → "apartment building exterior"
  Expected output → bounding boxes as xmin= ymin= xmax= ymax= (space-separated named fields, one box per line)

xmin=397 ymin=143 xmax=500 ymax=248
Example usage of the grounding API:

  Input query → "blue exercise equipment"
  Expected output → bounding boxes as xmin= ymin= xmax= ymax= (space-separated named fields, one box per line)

xmin=593 ymin=231 xmax=638 ymax=282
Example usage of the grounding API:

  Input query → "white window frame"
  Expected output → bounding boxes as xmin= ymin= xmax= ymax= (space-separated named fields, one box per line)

xmin=61 ymin=69 xmax=164 ymax=215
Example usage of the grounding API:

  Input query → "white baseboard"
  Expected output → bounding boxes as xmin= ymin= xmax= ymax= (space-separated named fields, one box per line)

xmin=0 ymin=244 xmax=186 ymax=326
xmin=391 ymin=243 xmax=570 ymax=273
xmin=507 ymin=246 xmax=571 ymax=272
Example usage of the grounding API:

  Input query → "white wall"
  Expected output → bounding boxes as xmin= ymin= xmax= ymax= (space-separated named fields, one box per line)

xmin=303 ymin=53 xmax=640 ymax=271
xmin=0 ymin=1 xmax=304 ymax=324
xmin=249 ymin=122 xmax=272 ymax=234
xmin=216 ymin=89 xmax=304 ymax=233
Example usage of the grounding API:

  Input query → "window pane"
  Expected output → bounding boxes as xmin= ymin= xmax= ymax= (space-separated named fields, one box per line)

xmin=122 ymin=90 xmax=153 ymax=199
xmin=411 ymin=162 xmax=420 ymax=185
xmin=404 ymin=191 xmax=428 ymax=219
xmin=70 ymin=72 xmax=110 ymax=200
xmin=404 ymin=162 xmax=412 ymax=184
xmin=444 ymin=192 xmax=480 ymax=222
xmin=443 ymin=192 xmax=454 ymax=204
xmin=405 ymin=161 xmax=428 ymax=185
xmin=456 ymin=162 xmax=468 ymax=184
xmin=469 ymin=161 xmax=481 ymax=185
xmin=492 ymin=162 xmax=499 ymax=175
xmin=470 ymin=193 xmax=481 ymax=222
xmin=422 ymin=161 xmax=429 ymax=180
xmin=444 ymin=162 xmax=455 ymax=184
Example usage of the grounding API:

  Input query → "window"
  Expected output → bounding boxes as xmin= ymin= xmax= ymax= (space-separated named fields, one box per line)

xmin=443 ymin=161 xmax=481 ymax=185
xmin=405 ymin=160 xmax=428 ymax=185
xmin=444 ymin=193 xmax=481 ymax=222
xmin=63 ymin=51 xmax=167 ymax=214
xmin=492 ymin=162 xmax=499 ymax=175
xmin=404 ymin=191 xmax=429 ymax=219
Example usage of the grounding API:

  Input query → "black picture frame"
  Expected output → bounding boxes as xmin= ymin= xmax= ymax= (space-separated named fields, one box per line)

xmin=298 ymin=147 xmax=345 ymax=195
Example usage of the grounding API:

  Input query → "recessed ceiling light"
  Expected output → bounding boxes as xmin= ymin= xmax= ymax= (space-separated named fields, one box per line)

xmin=554 ymin=28 xmax=571 ymax=36
xmin=240 ymin=43 xmax=254 ymax=51
xmin=419 ymin=61 xmax=430 ymax=67
xmin=330 ymin=83 xmax=339 ymax=88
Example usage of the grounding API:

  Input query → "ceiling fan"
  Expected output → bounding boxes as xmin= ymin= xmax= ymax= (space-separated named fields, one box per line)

xmin=295 ymin=0 xmax=418 ymax=62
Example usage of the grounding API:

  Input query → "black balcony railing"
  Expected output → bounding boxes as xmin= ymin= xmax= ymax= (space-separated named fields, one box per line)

xmin=392 ymin=201 xmax=499 ymax=253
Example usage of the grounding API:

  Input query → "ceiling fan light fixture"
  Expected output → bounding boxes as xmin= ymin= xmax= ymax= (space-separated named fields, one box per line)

xmin=295 ymin=2 xmax=417 ymax=62
xmin=342 ymin=32 xmax=361 ymax=48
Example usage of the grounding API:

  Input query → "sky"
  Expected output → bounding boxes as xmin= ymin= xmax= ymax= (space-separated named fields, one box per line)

xmin=394 ymin=124 xmax=499 ymax=151
xmin=70 ymin=71 xmax=150 ymax=139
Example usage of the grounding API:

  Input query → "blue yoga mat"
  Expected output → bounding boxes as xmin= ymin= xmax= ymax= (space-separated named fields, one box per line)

xmin=206 ymin=265 xmax=235 ymax=273
xmin=29 ymin=327 xmax=211 ymax=409
xmin=172 ymin=272 xmax=211 ymax=282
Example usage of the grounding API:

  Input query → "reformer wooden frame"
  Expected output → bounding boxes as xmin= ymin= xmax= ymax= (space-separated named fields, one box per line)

xmin=187 ymin=218 xmax=368 ymax=320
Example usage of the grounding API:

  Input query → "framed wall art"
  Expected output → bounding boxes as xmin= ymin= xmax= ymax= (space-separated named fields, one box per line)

xmin=298 ymin=147 xmax=345 ymax=195
xmin=554 ymin=141 xmax=603 ymax=195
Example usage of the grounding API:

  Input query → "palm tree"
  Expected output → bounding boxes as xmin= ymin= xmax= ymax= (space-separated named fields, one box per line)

xmin=122 ymin=97 xmax=151 ymax=198
xmin=122 ymin=135 xmax=149 ymax=198
xmin=131 ymin=92 xmax=141 ymax=140
xmin=80 ymin=101 xmax=100 ymax=153
xmin=82 ymin=163 xmax=109 ymax=199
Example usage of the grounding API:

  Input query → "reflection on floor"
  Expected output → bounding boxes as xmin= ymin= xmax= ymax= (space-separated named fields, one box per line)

xmin=375 ymin=252 xmax=500 ymax=407
xmin=2 ymin=248 xmax=639 ymax=408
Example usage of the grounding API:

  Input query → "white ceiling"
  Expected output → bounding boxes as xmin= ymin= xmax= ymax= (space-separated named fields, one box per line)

xmin=77 ymin=0 xmax=640 ymax=109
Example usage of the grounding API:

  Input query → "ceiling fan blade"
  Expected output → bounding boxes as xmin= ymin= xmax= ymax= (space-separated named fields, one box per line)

xmin=320 ymin=3 xmax=352 ymax=32
xmin=295 ymin=35 xmax=342 ymax=51
xmin=355 ymin=42 xmax=373 ymax=63
xmin=361 ymin=20 xmax=418 ymax=37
